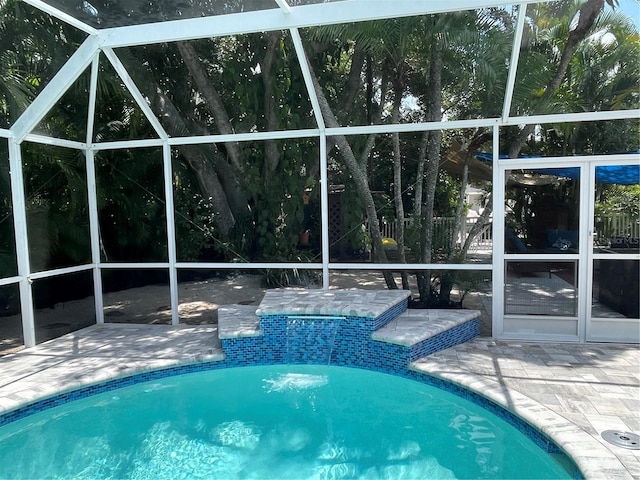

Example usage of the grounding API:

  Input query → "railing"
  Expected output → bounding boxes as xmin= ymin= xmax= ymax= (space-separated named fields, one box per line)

xmin=379 ymin=216 xmax=492 ymax=250
xmin=595 ymin=213 xmax=640 ymax=243
xmin=379 ymin=212 xmax=638 ymax=251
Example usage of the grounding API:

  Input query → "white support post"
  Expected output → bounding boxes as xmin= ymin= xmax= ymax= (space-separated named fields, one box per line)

xmin=577 ymin=161 xmax=593 ymax=343
xmin=163 ymin=142 xmax=180 ymax=325
xmin=86 ymin=54 xmax=104 ymax=323
xmin=491 ymin=125 xmax=504 ymax=339
xmin=289 ymin=28 xmax=329 ymax=288
xmin=85 ymin=149 xmax=104 ymax=323
xmin=8 ymin=140 xmax=35 ymax=347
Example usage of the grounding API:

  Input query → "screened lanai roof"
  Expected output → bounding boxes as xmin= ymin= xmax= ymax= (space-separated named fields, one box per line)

xmin=24 ymin=0 xmax=535 ymax=32
xmin=11 ymin=0 xmax=639 ymax=144
xmin=2 ymin=0 xmax=638 ymax=348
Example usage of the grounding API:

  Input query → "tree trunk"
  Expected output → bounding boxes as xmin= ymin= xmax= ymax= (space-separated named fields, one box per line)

xmin=413 ymin=131 xmax=428 ymax=219
xmin=262 ymin=32 xmax=281 ymax=177
xmin=177 ymin=41 xmax=242 ymax=171
xmin=391 ymin=74 xmax=409 ymax=289
xmin=449 ymin=130 xmax=492 ymax=259
xmin=461 ymin=196 xmax=492 ymax=257
xmin=341 ymin=44 xmax=366 ymax=118
xmin=417 ymin=44 xmax=443 ymax=301
xmin=152 ymin=90 xmax=237 ymax=235
xmin=452 ymin=159 xmax=469 ymax=256
xmin=306 ymin=57 xmax=397 ymax=289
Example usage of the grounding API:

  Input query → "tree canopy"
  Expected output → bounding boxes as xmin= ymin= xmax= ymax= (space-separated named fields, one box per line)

xmin=0 ymin=0 xmax=638 ymax=301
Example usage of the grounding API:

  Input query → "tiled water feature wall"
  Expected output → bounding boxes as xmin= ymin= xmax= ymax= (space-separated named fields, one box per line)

xmin=219 ymin=290 xmax=480 ymax=375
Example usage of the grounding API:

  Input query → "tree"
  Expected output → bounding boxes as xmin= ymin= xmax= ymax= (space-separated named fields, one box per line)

xmin=507 ymin=0 xmax=625 ymax=157
xmin=1 ymin=0 xmax=635 ymax=297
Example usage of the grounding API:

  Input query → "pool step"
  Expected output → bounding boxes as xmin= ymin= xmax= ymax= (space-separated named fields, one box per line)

xmin=217 ymin=305 xmax=262 ymax=339
xmin=371 ymin=309 xmax=480 ymax=368
xmin=216 ymin=293 xmax=480 ymax=370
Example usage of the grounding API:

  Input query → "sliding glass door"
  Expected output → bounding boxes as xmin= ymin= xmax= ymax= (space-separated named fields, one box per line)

xmin=497 ymin=160 xmax=639 ymax=342
xmin=500 ymin=164 xmax=582 ymax=340
xmin=588 ymin=162 xmax=639 ymax=342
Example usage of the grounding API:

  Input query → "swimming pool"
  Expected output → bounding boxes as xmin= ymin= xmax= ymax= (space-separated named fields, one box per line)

xmin=0 ymin=364 xmax=578 ymax=479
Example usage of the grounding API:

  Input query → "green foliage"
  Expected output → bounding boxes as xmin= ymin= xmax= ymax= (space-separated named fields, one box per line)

xmin=21 ymin=143 xmax=91 ymax=271
xmin=1 ymin=0 xmax=637 ymax=289
xmin=259 ymin=251 xmax=322 ymax=289
xmin=95 ymin=148 xmax=168 ymax=263
xmin=0 ymin=0 xmax=87 ymax=128
xmin=0 ymin=139 xmax=17 ymax=278
xmin=433 ymin=171 xmax=460 ymax=217
xmin=597 ymin=184 xmax=640 ymax=218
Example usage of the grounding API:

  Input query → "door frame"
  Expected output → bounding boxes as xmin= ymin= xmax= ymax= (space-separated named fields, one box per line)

xmin=585 ymin=158 xmax=640 ymax=343
xmin=494 ymin=155 xmax=639 ymax=343
xmin=494 ymin=158 xmax=586 ymax=342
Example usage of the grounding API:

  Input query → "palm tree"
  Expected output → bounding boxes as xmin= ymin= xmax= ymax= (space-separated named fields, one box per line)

xmin=508 ymin=0 xmax=622 ymax=157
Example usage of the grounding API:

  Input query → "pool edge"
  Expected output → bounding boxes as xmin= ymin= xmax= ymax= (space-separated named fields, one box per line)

xmin=0 ymin=355 xmax=608 ymax=479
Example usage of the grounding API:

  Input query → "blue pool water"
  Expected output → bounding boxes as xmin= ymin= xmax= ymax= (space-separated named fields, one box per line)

xmin=0 ymin=365 xmax=575 ymax=479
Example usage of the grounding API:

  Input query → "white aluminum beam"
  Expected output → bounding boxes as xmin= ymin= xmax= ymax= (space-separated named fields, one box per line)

xmin=172 ymin=262 xmax=491 ymax=270
xmin=86 ymin=54 xmax=100 ymax=145
xmin=100 ymin=0 xmax=553 ymax=48
xmin=491 ymin=124 xmax=504 ymax=340
xmin=86 ymin=110 xmax=640 ymax=152
xmin=505 ymin=109 xmax=640 ymax=126
xmin=90 ymin=129 xmax=321 ymax=150
xmin=497 ymin=152 xmax=639 ymax=166
xmin=28 ymin=264 xmax=93 ymax=280
xmin=502 ymin=3 xmax=527 ymax=121
xmin=102 ymin=48 xmax=169 ymax=140
xmin=326 ymin=118 xmax=500 ymax=136
xmin=91 ymin=138 xmax=166 ymax=150
xmin=0 ymin=276 xmax=21 ymax=287
xmin=167 ymin=128 xmax=322 ymax=145
xmin=99 ymin=263 xmax=170 ymax=269
xmin=20 ymin=0 xmax=99 ymax=35
xmin=290 ymin=29 xmax=326 ymax=131
xmin=328 ymin=263 xmax=491 ymax=270
xmin=289 ymin=28 xmax=330 ymax=288
xmin=11 ymin=35 xmax=101 ymax=142
xmin=22 ymin=134 xmax=85 ymax=150
xmin=174 ymin=262 xmax=323 ymax=269
xmin=20 ymin=109 xmax=639 ymax=151
xmin=578 ymin=160 xmax=592 ymax=342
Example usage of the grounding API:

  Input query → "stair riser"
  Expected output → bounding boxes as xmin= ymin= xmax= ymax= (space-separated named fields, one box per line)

xmin=220 ymin=312 xmax=479 ymax=375
xmin=371 ymin=319 xmax=480 ymax=374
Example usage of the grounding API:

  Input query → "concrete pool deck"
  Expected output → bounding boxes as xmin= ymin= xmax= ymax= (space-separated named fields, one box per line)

xmin=0 ymin=323 xmax=637 ymax=479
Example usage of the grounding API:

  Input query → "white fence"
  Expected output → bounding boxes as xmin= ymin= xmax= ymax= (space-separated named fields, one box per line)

xmin=595 ymin=213 xmax=640 ymax=242
xmin=379 ymin=216 xmax=492 ymax=250
xmin=379 ymin=212 xmax=638 ymax=250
